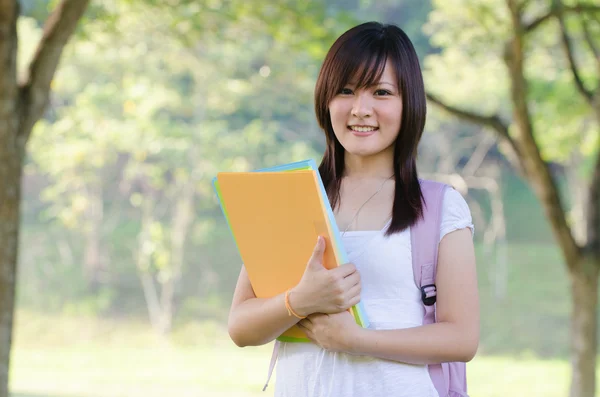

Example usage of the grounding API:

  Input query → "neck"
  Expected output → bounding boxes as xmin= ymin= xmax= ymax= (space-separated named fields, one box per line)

xmin=343 ymin=151 xmax=395 ymax=180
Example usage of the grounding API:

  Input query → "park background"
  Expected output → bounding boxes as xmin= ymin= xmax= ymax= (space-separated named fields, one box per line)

xmin=5 ymin=0 xmax=600 ymax=396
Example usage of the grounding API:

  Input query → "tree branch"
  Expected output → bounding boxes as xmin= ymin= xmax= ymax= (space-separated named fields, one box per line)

xmin=556 ymin=2 xmax=594 ymax=104
xmin=581 ymin=14 xmax=600 ymax=65
xmin=462 ymin=134 xmax=497 ymax=177
xmin=524 ymin=3 xmax=600 ymax=32
xmin=426 ymin=92 xmax=525 ymax=175
xmin=517 ymin=0 xmax=532 ymax=15
xmin=421 ymin=172 xmax=500 ymax=195
xmin=18 ymin=0 xmax=90 ymax=142
xmin=506 ymin=0 xmax=581 ymax=268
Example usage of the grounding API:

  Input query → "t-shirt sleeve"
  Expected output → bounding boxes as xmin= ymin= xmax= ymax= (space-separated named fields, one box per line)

xmin=439 ymin=187 xmax=474 ymax=242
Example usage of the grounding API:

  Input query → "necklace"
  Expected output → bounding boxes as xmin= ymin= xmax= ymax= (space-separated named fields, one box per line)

xmin=341 ymin=175 xmax=394 ymax=236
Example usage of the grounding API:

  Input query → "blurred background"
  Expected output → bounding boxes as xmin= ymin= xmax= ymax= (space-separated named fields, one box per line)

xmin=7 ymin=0 xmax=600 ymax=396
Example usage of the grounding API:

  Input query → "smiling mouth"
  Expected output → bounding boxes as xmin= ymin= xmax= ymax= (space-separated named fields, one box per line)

xmin=348 ymin=125 xmax=378 ymax=134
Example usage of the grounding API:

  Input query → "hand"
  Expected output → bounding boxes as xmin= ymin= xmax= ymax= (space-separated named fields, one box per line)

xmin=297 ymin=311 xmax=360 ymax=353
xmin=290 ymin=236 xmax=361 ymax=316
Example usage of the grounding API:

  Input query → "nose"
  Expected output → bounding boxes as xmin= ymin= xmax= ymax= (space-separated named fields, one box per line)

xmin=351 ymin=91 xmax=373 ymax=118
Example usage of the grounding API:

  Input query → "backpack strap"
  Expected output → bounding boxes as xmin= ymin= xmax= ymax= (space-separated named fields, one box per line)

xmin=263 ymin=340 xmax=280 ymax=391
xmin=411 ymin=180 xmax=449 ymax=397
xmin=411 ymin=180 xmax=447 ymax=315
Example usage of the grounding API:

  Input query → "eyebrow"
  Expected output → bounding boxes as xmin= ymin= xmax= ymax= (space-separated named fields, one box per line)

xmin=346 ymin=81 xmax=397 ymax=88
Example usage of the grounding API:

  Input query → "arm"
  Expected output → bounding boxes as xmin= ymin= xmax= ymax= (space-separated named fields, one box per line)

xmin=300 ymin=228 xmax=479 ymax=364
xmin=227 ymin=265 xmax=302 ymax=347
xmin=228 ymin=237 xmax=362 ymax=347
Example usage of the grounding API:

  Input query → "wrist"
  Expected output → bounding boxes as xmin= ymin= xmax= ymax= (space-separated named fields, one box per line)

xmin=343 ymin=325 xmax=367 ymax=355
xmin=288 ymin=286 xmax=313 ymax=318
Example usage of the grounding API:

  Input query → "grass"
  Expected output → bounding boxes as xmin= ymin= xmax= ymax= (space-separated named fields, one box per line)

xmin=9 ymin=340 xmax=578 ymax=397
xmin=474 ymin=241 xmax=576 ymax=357
xmin=7 ymin=311 xmax=591 ymax=397
xmin=9 ymin=342 xmax=583 ymax=397
xmin=9 ymin=239 xmax=598 ymax=397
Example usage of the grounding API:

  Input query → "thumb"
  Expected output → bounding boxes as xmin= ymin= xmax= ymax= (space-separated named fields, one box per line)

xmin=307 ymin=236 xmax=326 ymax=269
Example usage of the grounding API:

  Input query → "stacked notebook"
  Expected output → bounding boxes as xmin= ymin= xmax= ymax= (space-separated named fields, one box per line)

xmin=213 ymin=159 xmax=369 ymax=342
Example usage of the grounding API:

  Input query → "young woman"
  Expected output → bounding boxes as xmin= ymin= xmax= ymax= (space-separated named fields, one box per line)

xmin=227 ymin=22 xmax=479 ymax=397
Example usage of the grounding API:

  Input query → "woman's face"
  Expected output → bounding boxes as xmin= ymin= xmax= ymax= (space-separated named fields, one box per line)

xmin=328 ymin=59 xmax=402 ymax=159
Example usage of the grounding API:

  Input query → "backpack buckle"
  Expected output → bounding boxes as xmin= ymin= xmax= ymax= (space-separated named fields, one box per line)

xmin=421 ymin=284 xmax=437 ymax=306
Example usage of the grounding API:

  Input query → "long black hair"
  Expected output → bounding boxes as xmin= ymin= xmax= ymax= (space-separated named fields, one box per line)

xmin=314 ymin=22 xmax=426 ymax=235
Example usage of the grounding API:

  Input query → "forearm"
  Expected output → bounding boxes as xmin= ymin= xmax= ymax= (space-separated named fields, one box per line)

xmin=228 ymin=289 xmax=306 ymax=347
xmin=346 ymin=322 xmax=479 ymax=365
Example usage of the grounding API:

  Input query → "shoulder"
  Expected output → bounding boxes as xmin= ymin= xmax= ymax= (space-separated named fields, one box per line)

xmin=440 ymin=187 xmax=474 ymax=241
xmin=442 ymin=186 xmax=469 ymax=212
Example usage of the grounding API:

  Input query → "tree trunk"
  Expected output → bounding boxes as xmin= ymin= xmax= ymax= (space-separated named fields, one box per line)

xmin=0 ymin=3 xmax=21 ymax=397
xmin=0 ymin=1 xmax=90 ymax=395
xmin=568 ymin=257 xmax=599 ymax=397
xmin=0 ymin=146 xmax=24 ymax=397
xmin=83 ymin=181 xmax=106 ymax=290
xmin=565 ymin=152 xmax=588 ymax=246
xmin=427 ymin=1 xmax=600 ymax=394
xmin=160 ymin=181 xmax=194 ymax=334
xmin=136 ymin=196 xmax=163 ymax=333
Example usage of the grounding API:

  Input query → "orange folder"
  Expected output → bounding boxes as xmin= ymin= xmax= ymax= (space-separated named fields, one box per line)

xmin=214 ymin=169 xmax=368 ymax=342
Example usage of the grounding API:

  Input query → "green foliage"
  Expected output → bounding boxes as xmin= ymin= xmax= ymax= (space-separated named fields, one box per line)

xmin=18 ymin=0 xmax=341 ymax=319
xmin=424 ymin=0 xmax=598 ymax=167
xmin=424 ymin=0 xmax=510 ymax=114
xmin=15 ymin=0 xmax=583 ymax=362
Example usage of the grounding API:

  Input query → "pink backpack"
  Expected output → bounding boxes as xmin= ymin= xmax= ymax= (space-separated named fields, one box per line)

xmin=413 ymin=180 xmax=469 ymax=397
xmin=264 ymin=180 xmax=469 ymax=396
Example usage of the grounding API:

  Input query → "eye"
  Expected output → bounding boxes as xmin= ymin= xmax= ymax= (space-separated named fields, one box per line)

xmin=374 ymin=89 xmax=392 ymax=96
xmin=339 ymin=87 xmax=353 ymax=95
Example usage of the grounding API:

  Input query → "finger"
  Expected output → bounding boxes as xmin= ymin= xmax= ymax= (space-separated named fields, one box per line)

xmin=337 ymin=273 xmax=360 ymax=299
xmin=347 ymin=294 xmax=361 ymax=308
xmin=298 ymin=320 xmax=311 ymax=332
xmin=344 ymin=283 xmax=361 ymax=302
xmin=332 ymin=262 xmax=357 ymax=278
xmin=300 ymin=326 xmax=315 ymax=342
xmin=345 ymin=286 xmax=362 ymax=308
xmin=340 ymin=272 xmax=360 ymax=290
xmin=306 ymin=236 xmax=326 ymax=269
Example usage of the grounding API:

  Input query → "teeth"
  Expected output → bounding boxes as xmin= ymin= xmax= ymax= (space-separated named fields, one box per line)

xmin=350 ymin=126 xmax=377 ymax=132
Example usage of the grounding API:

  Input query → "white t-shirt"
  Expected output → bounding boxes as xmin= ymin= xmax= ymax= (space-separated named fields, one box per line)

xmin=274 ymin=188 xmax=474 ymax=397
